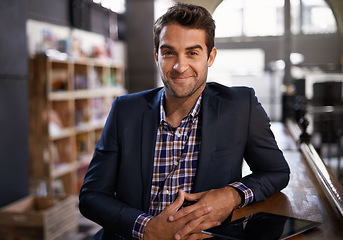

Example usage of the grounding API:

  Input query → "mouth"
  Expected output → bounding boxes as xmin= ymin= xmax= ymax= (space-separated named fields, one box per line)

xmin=168 ymin=72 xmax=195 ymax=82
xmin=171 ymin=75 xmax=193 ymax=82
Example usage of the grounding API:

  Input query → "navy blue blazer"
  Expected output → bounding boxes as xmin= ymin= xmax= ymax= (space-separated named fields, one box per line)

xmin=79 ymin=82 xmax=290 ymax=239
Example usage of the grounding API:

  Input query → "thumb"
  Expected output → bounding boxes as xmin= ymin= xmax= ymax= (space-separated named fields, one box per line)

xmin=166 ymin=189 xmax=185 ymax=213
xmin=184 ymin=191 xmax=205 ymax=202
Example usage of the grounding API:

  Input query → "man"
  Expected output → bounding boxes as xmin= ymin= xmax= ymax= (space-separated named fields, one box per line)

xmin=79 ymin=3 xmax=290 ymax=240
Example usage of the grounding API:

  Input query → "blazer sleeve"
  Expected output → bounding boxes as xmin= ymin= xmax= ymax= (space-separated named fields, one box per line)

xmin=239 ymin=88 xmax=290 ymax=202
xmin=79 ymin=97 xmax=144 ymax=239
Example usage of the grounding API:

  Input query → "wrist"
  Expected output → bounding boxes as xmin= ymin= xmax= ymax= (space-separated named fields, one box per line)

xmin=133 ymin=213 xmax=153 ymax=240
xmin=224 ymin=186 xmax=243 ymax=209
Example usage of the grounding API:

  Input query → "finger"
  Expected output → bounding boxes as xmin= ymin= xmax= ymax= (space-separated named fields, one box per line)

xmin=185 ymin=232 xmax=214 ymax=240
xmin=167 ymin=189 xmax=186 ymax=213
xmin=170 ymin=204 xmax=195 ymax=222
xmin=170 ymin=201 xmax=211 ymax=222
xmin=174 ymin=211 xmax=219 ymax=239
xmin=184 ymin=191 xmax=205 ymax=202
xmin=174 ymin=216 xmax=204 ymax=240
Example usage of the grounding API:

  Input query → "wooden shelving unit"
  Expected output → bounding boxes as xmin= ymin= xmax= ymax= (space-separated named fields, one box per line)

xmin=29 ymin=55 xmax=126 ymax=196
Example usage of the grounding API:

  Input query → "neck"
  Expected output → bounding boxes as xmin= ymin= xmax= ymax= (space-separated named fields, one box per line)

xmin=163 ymin=92 xmax=201 ymax=128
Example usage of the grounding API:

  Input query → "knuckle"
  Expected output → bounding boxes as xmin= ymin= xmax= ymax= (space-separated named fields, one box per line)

xmin=183 ymin=208 xmax=191 ymax=215
xmin=188 ymin=218 xmax=200 ymax=229
xmin=187 ymin=235 xmax=195 ymax=240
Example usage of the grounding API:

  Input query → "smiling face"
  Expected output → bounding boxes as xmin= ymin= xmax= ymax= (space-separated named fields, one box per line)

xmin=154 ymin=23 xmax=217 ymax=100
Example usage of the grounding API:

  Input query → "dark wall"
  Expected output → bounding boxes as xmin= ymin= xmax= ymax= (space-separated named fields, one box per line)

xmin=126 ymin=0 xmax=156 ymax=93
xmin=292 ymin=33 xmax=341 ymax=67
xmin=27 ymin=0 xmax=118 ymax=38
xmin=27 ymin=0 xmax=70 ymax=26
xmin=0 ymin=0 xmax=29 ymax=207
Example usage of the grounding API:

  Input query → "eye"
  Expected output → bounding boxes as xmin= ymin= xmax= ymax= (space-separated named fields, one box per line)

xmin=188 ymin=51 xmax=198 ymax=56
xmin=162 ymin=51 xmax=175 ymax=57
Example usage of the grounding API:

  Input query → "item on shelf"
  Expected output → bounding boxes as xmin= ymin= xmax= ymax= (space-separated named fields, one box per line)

xmin=49 ymin=109 xmax=64 ymax=136
xmin=76 ymin=134 xmax=88 ymax=156
xmin=74 ymin=73 xmax=88 ymax=90
xmin=58 ymin=39 xmax=71 ymax=54
xmin=40 ymin=29 xmax=57 ymax=53
xmin=70 ymin=37 xmax=83 ymax=60
xmin=45 ymin=49 xmax=68 ymax=61
xmin=51 ymin=144 xmax=60 ymax=166
xmin=75 ymin=100 xmax=90 ymax=126
xmin=89 ymin=66 xmax=101 ymax=89
xmin=53 ymin=179 xmax=65 ymax=196
xmin=51 ymin=68 xmax=68 ymax=91
xmin=92 ymin=44 xmax=109 ymax=59
xmin=92 ymin=98 xmax=103 ymax=120
xmin=35 ymin=180 xmax=49 ymax=197
xmin=51 ymin=77 xmax=67 ymax=91
xmin=110 ymin=67 xmax=116 ymax=85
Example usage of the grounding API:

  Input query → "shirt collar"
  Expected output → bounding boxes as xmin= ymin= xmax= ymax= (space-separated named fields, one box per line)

xmin=159 ymin=90 xmax=202 ymax=125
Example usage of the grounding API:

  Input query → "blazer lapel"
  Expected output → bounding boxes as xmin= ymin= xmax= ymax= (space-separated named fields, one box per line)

xmin=193 ymin=85 xmax=220 ymax=192
xmin=141 ymin=89 xmax=162 ymax=212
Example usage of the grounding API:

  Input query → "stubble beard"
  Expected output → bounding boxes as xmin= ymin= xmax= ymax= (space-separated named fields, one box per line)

xmin=162 ymin=71 xmax=207 ymax=99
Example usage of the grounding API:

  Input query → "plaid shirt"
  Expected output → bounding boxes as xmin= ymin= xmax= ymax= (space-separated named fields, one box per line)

xmin=132 ymin=92 xmax=254 ymax=239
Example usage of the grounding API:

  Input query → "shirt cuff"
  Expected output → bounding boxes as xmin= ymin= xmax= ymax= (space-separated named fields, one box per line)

xmin=132 ymin=213 xmax=154 ymax=240
xmin=229 ymin=181 xmax=254 ymax=208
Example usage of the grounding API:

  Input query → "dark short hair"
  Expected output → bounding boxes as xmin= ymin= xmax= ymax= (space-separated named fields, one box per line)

xmin=153 ymin=3 xmax=215 ymax=57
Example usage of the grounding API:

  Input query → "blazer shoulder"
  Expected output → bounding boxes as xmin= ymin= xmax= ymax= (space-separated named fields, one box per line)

xmin=206 ymin=82 xmax=254 ymax=101
xmin=115 ymin=87 xmax=163 ymax=108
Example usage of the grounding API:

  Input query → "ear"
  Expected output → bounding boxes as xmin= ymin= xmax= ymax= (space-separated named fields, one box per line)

xmin=207 ymin=47 xmax=217 ymax=67
xmin=154 ymin=50 xmax=159 ymax=67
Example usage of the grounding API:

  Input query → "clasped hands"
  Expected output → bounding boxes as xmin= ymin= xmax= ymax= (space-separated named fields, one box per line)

xmin=143 ymin=186 xmax=241 ymax=240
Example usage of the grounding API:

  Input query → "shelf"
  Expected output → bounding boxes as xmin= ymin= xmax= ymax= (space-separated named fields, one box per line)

xmin=50 ymin=127 xmax=75 ymax=140
xmin=75 ymin=87 xmax=126 ymax=99
xmin=48 ymin=86 xmax=126 ymax=101
xmin=74 ymin=118 xmax=107 ymax=132
xmin=49 ymin=92 xmax=74 ymax=101
xmin=77 ymin=154 xmax=93 ymax=168
xmin=29 ymin=55 xmax=126 ymax=196
xmin=52 ymin=162 xmax=78 ymax=179
xmin=91 ymin=118 xmax=107 ymax=129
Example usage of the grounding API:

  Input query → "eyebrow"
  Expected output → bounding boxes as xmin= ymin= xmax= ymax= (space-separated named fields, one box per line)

xmin=160 ymin=44 xmax=203 ymax=51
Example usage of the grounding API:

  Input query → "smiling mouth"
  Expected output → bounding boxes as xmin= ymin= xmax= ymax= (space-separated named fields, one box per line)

xmin=169 ymin=73 xmax=195 ymax=81
xmin=168 ymin=70 xmax=196 ymax=82
xmin=173 ymin=76 xmax=192 ymax=80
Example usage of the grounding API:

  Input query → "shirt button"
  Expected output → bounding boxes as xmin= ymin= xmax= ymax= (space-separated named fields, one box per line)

xmin=175 ymin=132 xmax=181 ymax=138
xmin=174 ymin=161 xmax=178 ymax=166
xmin=163 ymin=189 xmax=169 ymax=195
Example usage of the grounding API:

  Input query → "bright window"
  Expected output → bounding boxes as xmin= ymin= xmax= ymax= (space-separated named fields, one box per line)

xmin=301 ymin=0 xmax=337 ymax=34
xmin=92 ymin=0 xmax=126 ymax=14
xmin=243 ymin=0 xmax=285 ymax=37
xmin=213 ymin=0 xmax=284 ymax=37
xmin=212 ymin=0 xmax=244 ymax=37
xmin=213 ymin=0 xmax=337 ymax=38
xmin=154 ymin=0 xmax=175 ymax=21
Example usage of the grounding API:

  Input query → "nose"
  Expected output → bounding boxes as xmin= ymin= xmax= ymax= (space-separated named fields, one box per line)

xmin=173 ymin=56 xmax=188 ymax=73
